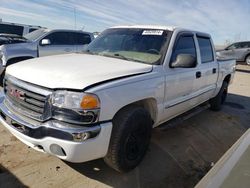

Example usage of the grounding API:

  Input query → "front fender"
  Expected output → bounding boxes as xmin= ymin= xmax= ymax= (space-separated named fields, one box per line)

xmin=3 ymin=43 xmax=37 ymax=64
xmin=87 ymin=71 xmax=165 ymax=122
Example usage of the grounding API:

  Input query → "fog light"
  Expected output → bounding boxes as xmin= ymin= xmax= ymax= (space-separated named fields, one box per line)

xmin=50 ymin=144 xmax=66 ymax=156
xmin=72 ymin=132 xmax=90 ymax=142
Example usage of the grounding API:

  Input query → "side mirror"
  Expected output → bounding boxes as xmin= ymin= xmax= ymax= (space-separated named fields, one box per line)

xmin=40 ymin=39 xmax=51 ymax=46
xmin=170 ymin=54 xmax=196 ymax=68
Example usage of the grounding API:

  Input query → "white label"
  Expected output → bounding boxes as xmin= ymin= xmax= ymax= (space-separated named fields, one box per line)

xmin=142 ymin=30 xmax=164 ymax=35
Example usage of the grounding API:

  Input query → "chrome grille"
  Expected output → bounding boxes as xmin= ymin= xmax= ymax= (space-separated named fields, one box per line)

xmin=4 ymin=76 xmax=52 ymax=121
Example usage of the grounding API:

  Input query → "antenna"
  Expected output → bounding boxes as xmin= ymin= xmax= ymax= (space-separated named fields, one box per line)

xmin=74 ymin=7 xmax=76 ymax=29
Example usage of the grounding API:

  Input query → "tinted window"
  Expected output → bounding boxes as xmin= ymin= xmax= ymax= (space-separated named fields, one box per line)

xmin=29 ymin=28 xmax=38 ymax=33
xmin=197 ymin=37 xmax=214 ymax=63
xmin=75 ymin=33 xmax=91 ymax=45
xmin=227 ymin=43 xmax=241 ymax=50
xmin=0 ymin=24 xmax=24 ymax=35
xmin=239 ymin=42 xmax=250 ymax=48
xmin=171 ymin=35 xmax=196 ymax=62
xmin=44 ymin=32 xmax=75 ymax=45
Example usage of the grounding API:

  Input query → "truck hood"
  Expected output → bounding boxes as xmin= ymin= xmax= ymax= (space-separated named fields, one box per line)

xmin=2 ymin=41 xmax=32 ymax=50
xmin=0 ymin=34 xmax=28 ymax=46
xmin=6 ymin=53 xmax=153 ymax=90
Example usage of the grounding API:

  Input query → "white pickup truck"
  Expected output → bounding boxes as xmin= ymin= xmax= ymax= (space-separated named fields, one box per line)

xmin=0 ymin=25 xmax=236 ymax=172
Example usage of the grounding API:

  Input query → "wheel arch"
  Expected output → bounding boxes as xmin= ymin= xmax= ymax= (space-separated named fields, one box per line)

xmin=113 ymin=98 xmax=158 ymax=124
xmin=223 ymin=74 xmax=231 ymax=84
xmin=244 ymin=53 xmax=250 ymax=62
xmin=7 ymin=56 xmax=34 ymax=66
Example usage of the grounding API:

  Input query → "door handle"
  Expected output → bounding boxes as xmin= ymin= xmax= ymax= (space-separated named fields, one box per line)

xmin=212 ymin=68 xmax=217 ymax=74
xmin=196 ymin=71 xmax=201 ymax=78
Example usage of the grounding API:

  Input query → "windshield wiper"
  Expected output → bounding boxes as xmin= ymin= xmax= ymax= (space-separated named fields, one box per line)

xmin=80 ymin=50 xmax=99 ymax=55
xmin=102 ymin=53 xmax=146 ymax=64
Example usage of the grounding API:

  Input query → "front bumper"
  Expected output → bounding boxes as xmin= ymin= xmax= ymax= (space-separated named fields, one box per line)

xmin=0 ymin=94 xmax=112 ymax=163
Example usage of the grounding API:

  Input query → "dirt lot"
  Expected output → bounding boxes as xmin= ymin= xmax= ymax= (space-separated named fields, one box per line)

xmin=0 ymin=65 xmax=250 ymax=188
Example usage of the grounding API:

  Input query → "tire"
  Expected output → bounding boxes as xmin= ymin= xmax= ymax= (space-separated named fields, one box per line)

xmin=0 ymin=69 xmax=5 ymax=86
xmin=210 ymin=81 xmax=228 ymax=111
xmin=245 ymin=55 xmax=250 ymax=65
xmin=104 ymin=105 xmax=153 ymax=172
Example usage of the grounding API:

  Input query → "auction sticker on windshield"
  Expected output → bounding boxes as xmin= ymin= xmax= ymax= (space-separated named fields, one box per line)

xmin=142 ymin=30 xmax=164 ymax=35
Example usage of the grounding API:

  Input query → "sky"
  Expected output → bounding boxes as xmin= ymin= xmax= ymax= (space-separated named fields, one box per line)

xmin=0 ymin=0 xmax=249 ymax=45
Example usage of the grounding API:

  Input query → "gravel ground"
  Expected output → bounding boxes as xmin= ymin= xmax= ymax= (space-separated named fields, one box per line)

xmin=0 ymin=65 xmax=250 ymax=188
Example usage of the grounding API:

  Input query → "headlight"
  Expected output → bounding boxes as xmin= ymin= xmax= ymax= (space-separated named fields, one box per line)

xmin=51 ymin=91 xmax=100 ymax=125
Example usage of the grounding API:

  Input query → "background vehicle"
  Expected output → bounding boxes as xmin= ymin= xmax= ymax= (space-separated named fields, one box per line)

xmin=0 ymin=20 xmax=44 ymax=36
xmin=216 ymin=41 xmax=250 ymax=65
xmin=0 ymin=25 xmax=235 ymax=173
xmin=0 ymin=33 xmax=28 ymax=46
xmin=0 ymin=29 xmax=94 ymax=81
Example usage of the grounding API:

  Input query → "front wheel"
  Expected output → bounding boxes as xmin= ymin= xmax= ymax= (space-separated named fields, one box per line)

xmin=245 ymin=55 xmax=250 ymax=65
xmin=104 ymin=106 xmax=153 ymax=172
xmin=210 ymin=81 xmax=228 ymax=111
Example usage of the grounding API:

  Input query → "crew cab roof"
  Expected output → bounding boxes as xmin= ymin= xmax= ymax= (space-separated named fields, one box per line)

xmin=111 ymin=25 xmax=176 ymax=31
xmin=40 ymin=28 xmax=93 ymax=35
xmin=110 ymin=25 xmax=211 ymax=38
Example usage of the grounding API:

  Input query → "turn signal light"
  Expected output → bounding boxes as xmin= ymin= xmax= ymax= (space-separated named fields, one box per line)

xmin=80 ymin=94 xmax=100 ymax=109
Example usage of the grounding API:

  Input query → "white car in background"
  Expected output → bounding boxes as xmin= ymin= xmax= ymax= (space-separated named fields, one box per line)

xmin=0 ymin=20 xmax=44 ymax=36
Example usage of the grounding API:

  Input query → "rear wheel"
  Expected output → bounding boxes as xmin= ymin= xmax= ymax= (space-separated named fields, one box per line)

xmin=210 ymin=81 xmax=228 ymax=111
xmin=104 ymin=106 xmax=153 ymax=172
xmin=246 ymin=55 xmax=250 ymax=65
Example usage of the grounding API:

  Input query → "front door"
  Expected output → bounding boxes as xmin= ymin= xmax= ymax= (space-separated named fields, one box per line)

xmin=162 ymin=32 xmax=199 ymax=122
xmin=38 ymin=31 xmax=75 ymax=57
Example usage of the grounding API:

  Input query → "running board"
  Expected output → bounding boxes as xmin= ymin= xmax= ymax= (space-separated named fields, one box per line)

xmin=156 ymin=103 xmax=210 ymax=131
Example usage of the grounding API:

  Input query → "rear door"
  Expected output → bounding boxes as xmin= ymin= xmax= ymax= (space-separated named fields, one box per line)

xmin=193 ymin=35 xmax=218 ymax=104
xmin=74 ymin=32 xmax=92 ymax=52
xmin=38 ymin=31 xmax=75 ymax=57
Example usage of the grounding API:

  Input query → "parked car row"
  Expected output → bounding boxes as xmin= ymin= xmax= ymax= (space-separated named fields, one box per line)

xmin=0 ymin=28 xmax=94 ymax=82
xmin=0 ymin=20 xmax=45 ymax=36
xmin=216 ymin=41 xmax=250 ymax=65
xmin=0 ymin=25 xmax=236 ymax=172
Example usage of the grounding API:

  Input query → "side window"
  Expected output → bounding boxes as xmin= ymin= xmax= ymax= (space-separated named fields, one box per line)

xmin=0 ymin=24 xmax=24 ymax=35
xmin=240 ymin=42 xmax=250 ymax=48
xmin=75 ymin=33 xmax=91 ymax=45
xmin=171 ymin=35 xmax=197 ymax=63
xmin=29 ymin=28 xmax=38 ymax=33
xmin=44 ymin=32 xmax=74 ymax=45
xmin=197 ymin=37 xmax=214 ymax=63
xmin=228 ymin=43 xmax=241 ymax=50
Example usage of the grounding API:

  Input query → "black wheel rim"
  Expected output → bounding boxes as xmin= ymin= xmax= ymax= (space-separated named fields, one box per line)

xmin=125 ymin=126 xmax=147 ymax=161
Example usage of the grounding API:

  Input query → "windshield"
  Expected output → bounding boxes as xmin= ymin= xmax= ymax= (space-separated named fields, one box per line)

xmin=86 ymin=28 xmax=169 ymax=64
xmin=24 ymin=29 xmax=47 ymax=41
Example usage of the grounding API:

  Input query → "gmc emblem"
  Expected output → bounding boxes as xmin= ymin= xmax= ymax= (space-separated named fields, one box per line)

xmin=9 ymin=88 xmax=25 ymax=101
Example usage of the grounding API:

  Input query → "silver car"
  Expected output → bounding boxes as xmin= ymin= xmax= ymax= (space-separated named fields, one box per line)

xmin=216 ymin=41 xmax=250 ymax=65
xmin=0 ymin=29 xmax=94 ymax=80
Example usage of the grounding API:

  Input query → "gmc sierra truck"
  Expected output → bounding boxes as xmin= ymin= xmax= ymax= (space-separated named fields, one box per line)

xmin=0 ymin=29 xmax=94 ymax=81
xmin=0 ymin=25 xmax=236 ymax=172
